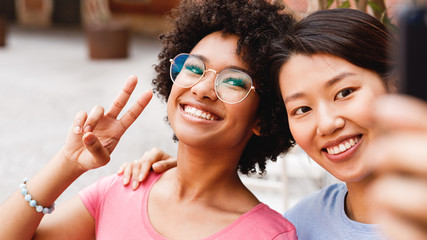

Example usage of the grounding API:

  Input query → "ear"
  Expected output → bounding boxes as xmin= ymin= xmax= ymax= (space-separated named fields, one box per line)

xmin=251 ymin=119 xmax=261 ymax=136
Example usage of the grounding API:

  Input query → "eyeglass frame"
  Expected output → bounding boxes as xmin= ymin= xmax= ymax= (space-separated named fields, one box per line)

xmin=169 ymin=53 xmax=256 ymax=104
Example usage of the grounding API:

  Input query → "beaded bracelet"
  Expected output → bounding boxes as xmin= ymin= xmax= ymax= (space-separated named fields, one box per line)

xmin=20 ymin=178 xmax=55 ymax=214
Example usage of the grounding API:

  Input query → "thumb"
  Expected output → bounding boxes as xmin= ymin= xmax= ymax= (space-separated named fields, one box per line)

xmin=83 ymin=132 xmax=111 ymax=167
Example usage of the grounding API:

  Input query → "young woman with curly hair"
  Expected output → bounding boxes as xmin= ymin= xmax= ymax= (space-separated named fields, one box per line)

xmin=0 ymin=0 xmax=297 ymax=239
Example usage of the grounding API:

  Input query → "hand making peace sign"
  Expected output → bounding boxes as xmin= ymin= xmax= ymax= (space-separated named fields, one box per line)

xmin=61 ymin=75 xmax=152 ymax=171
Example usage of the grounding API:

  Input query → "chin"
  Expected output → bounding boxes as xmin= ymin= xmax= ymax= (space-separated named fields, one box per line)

xmin=334 ymin=169 xmax=373 ymax=183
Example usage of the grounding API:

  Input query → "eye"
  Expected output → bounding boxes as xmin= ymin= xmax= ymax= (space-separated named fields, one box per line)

xmin=184 ymin=64 xmax=204 ymax=75
xmin=335 ymin=88 xmax=354 ymax=100
xmin=293 ymin=106 xmax=311 ymax=115
xmin=221 ymin=77 xmax=248 ymax=89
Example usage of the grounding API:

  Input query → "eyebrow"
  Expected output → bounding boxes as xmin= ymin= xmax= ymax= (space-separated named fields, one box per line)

xmin=194 ymin=54 xmax=250 ymax=73
xmin=283 ymin=72 xmax=356 ymax=104
xmin=324 ymin=72 xmax=355 ymax=88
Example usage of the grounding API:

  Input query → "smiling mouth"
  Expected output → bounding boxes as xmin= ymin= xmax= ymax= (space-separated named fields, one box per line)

xmin=323 ymin=135 xmax=361 ymax=155
xmin=182 ymin=105 xmax=221 ymax=121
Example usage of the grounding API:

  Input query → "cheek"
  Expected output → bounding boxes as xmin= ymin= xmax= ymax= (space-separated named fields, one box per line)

xmin=288 ymin=119 xmax=313 ymax=151
xmin=347 ymin=93 xmax=378 ymax=129
xmin=232 ymin=102 xmax=259 ymax=131
xmin=166 ymin=88 xmax=180 ymax=125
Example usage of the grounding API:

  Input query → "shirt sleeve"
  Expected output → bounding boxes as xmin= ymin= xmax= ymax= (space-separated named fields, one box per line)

xmin=78 ymin=174 xmax=118 ymax=218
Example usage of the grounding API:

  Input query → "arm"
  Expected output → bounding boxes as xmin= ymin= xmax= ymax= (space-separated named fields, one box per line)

xmin=367 ymin=95 xmax=427 ymax=240
xmin=0 ymin=75 xmax=152 ymax=240
xmin=118 ymin=148 xmax=176 ymax=190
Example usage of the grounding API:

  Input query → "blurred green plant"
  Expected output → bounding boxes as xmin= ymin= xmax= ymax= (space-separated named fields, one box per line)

xmin=325 ymin=0 xmax=397 ymax=30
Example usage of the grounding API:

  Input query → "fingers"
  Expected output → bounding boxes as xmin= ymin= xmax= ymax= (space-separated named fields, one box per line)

xmin=106 ymin=75 xmax=138 ymax=119
xmin=140 ymin=148 xmax=176 ymax=175
xmin=83 ymin=105 xmax=104 ymax=133
xmin=121 ymin=162 xmax=132 ymax=185
xmin=72 ymin=111 xmax=88 ymax=135
xmin=369 ymin=175 xmax=427 ymax=240
xmin=377 ymin=212 xmax=427 ymax=240
xmin=119 ymin=148 xmax=176 ymax=190
xmin=66 ymin=111 xmax=88 ymax=146
xmin=373 ymin=95 xmax=427 ymax=132
xmin=370 ymin=175 xmax=427 ymax=223
xmin=152 ymin=158 xmax=177 ymax=173
xmin=366 ymin=95 xmax=427 ymax=240
xmin=119 ymin=161 xmax=143 ymax=190
xmin=82 ymin=132 xmax=110 ymax=167
xmin=368 ymin=133 xmax=427 ymax=176
xmin=131 ymin=161 xmax=143 ymax=189
xmin=119 ymin=89 xmax=153 ymax=130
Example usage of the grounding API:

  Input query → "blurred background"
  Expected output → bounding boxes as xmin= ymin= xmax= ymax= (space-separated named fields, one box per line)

xmin=0 ymin=0 xmax=403 ymax=213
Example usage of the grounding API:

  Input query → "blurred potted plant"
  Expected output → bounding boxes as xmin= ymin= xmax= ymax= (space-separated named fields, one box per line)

xmin=15 ymin=0 xmax=53 ymax=28
xmin=84 ymin=0 xmax=129 ymax=59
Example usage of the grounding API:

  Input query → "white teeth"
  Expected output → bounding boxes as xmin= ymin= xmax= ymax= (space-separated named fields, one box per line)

xmin=184 ymin=106 xmax=216 ymax=121
xmin=326 ymin=136 xmax=360 ymax=155
xmin=345 ymin=142 xmax=351 ymax=149
xmin=333 ymin=146 xmax=339 ymax=154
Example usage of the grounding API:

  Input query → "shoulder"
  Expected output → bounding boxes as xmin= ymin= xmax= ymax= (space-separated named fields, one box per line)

xmin=287 ymin=183 xmax=345 ymax=213
xmin=284 ymin=183 xmax=346 ymax=223
xmin=283 ymin=183 xmax=347 ymax=238
xmin=80 ymin=172 xmax=162 ymax=201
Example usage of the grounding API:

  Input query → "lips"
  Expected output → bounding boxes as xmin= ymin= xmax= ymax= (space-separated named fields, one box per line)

xmin=183 ymin=105 xmax=221 ymax=121
xmin=324 ymin=135 xmax=361 ymax=155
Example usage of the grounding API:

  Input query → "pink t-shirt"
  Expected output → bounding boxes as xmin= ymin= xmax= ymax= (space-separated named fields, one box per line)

xmin=79 ymin=172 xmax=297 ymax=240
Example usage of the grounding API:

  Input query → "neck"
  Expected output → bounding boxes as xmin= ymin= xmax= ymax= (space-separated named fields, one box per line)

xmin=345 ymin=174 xmax=376 ymax=224
xmin=169 ymin=143 xmax=246 ymax=201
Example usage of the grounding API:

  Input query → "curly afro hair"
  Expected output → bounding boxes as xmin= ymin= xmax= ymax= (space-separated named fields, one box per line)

xmin=152 ymin=0 xmax=295 ymax=175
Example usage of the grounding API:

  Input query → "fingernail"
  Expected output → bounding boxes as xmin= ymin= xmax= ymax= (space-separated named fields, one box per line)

xmin=84 ymin=125 xmax=92 ymax=132
xmin=138 ymin=174 xmax=144 ymax=182
xmin=132 ymin=181 xmax=138 ymax=190
xmin=74 ymin=126 xmax=82 ymax=134
xmin=84 ymin=134 xmax=95 ymax=145
xmin=123 ymin=177 xmax=129 ymax=185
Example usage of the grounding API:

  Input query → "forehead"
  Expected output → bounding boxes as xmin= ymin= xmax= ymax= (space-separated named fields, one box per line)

xmin=190 ymin=32 xmax=248 ymax=70
xmin=279 ymin=53 xmax=386 ymax=97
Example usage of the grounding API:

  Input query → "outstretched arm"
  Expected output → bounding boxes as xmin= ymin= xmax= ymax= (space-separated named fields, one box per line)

xmin=367 ymin=95 xmax=427 ymax=240
xmin=0 ymin=75 xmax=152 ymax=240
xmin=118 ymin=148 xmax=177 ymax=190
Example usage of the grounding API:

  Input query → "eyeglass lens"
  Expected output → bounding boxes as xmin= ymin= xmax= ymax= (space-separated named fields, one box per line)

xmin=170 ymin=54 xmax=253 ymax=104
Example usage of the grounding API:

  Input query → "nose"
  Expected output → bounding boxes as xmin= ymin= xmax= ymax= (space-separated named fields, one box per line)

xmin=191 ymin=69 xmax=218 ymax=101
xmin=316 ymin=104 xmax=345 ymax=136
